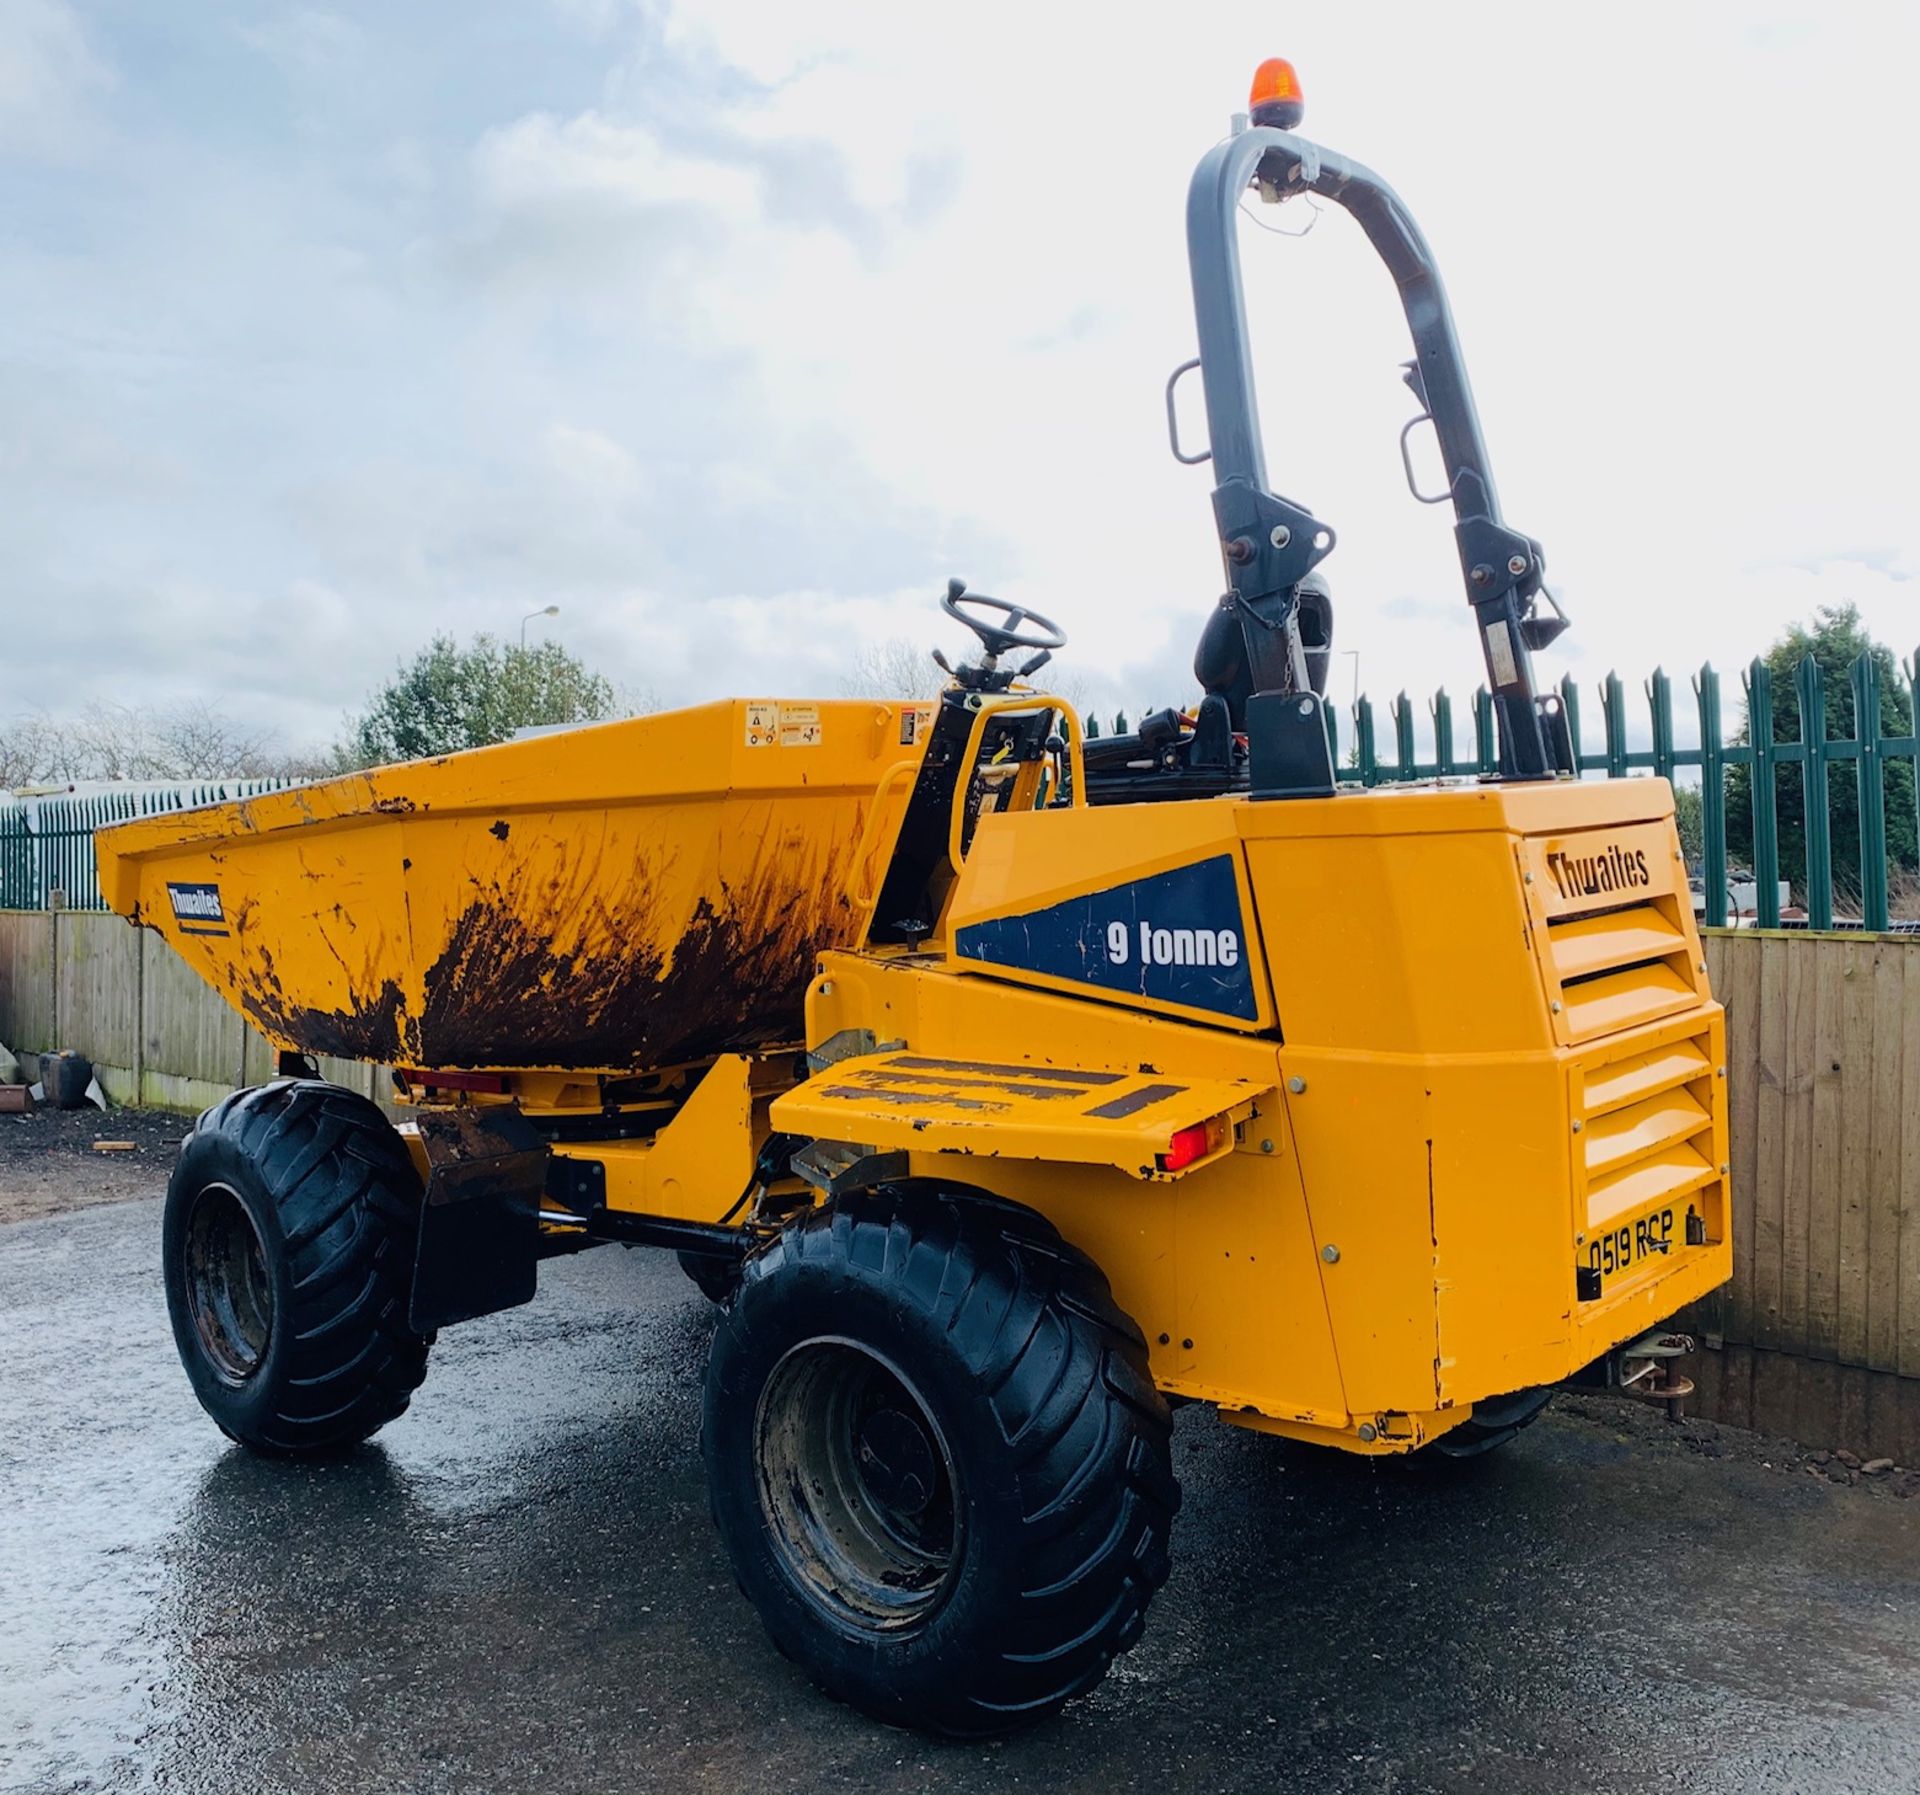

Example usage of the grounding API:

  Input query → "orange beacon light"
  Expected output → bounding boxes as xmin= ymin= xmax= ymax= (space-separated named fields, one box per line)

xmin=1248 ymin=58 xmax=1304 ymax=130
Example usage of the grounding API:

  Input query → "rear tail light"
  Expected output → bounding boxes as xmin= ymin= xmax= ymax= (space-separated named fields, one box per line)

xmin=400 ymin=1067 xmax=510 ymax=1095
xmin=1159 ymin=1122 xmax=1212 ymax=1173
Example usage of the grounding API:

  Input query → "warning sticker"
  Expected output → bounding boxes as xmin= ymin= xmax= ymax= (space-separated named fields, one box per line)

xmin=1485 ymin=620 xmax=1518 ymax=689
xmin=899 ymin=704 xmax=936 ymax=747
xmin=745 ymin=702 xmax=778 ymax=747
xmin=778 ymin=702 xmax=822 ymax=747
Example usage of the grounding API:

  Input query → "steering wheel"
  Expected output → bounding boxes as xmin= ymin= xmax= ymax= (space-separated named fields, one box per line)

xmin=941 ymin=578 xmax=1068 ymax=662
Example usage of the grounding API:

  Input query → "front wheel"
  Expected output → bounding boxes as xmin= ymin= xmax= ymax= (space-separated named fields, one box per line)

xmin=702 ymin=1186 xmax=1178 ymax=1736
xmin=163 ymin=1079 xmax=431 ymax=1454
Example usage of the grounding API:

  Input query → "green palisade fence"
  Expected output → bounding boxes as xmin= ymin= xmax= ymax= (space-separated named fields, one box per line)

xmin=1326 ymin=645 xmax=1920 ymax=933
xmin=5 ymin=647 xmax=1919 ymax=930
xmin=0 ymin=782 xmax=295 ymax=912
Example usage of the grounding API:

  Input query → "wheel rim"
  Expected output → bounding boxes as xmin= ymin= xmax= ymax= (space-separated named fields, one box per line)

xmin=754 ymin=1338 xmax=961 ymax=1633
xmin=183 ymin=1182 xmax=274 ymax=1385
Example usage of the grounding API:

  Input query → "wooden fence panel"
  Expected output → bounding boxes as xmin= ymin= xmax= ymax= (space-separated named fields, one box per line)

xmin=1806 ymin=942 xmax=1845 ymax=1362
xmin=138 ymin=926 xmax=255 ymax=1111
xmin=1900 ymin=948 xmax=1920 ymax=1381
xmin=0 ymin=912 xmax=390 ymax=1113
xmin=1758 ymin=940 xmax=1797 ymax=1351
xmin=54 ymin=914 xmax=142 ymax=1100
xmin=0 ymin=910 xmax=55 ymax=1052
xmin=1829 ymin=941 xmax=1867 ymax=1366
xmin=1705 ymin=934 xmax=1754 ymax=1343
xmin=1693 ymin=930 xmax=1920 ymax=1457
xmin=1862 ymin=943 xmax=1903 ymax=1372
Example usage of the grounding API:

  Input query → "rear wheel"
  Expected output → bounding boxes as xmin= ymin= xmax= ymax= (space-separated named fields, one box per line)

xmin=1426 ymin=1387 xmax=1554 ymax=1460
xmin=163 ymin=1079 xmax=431 ymax=1454
xmin=702 ymin=1185 xmax=1178 ymax=1736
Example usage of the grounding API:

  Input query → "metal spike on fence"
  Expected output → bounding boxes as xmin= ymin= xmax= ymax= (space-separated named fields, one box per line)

xmin=1794 ymin=656 xmax=1833 ymax=931
xmin=1602 ymin=671 xmax=1628 ymax=779
xmin=1392 ymin=692 xmax=1416 ymax=780
xmin=1853 ymin=654 xmax=1889 ymax=932
xmin=1431 ymin=688 xmax=1454 ymax=778
xmin=1745 ymin=658 xmax=1783 ymax=928
xmin=1646 ymin=668 xmax=1674 ymax=782
xmin=1695 ymin=663 xmax=1729 ymax=928
xmin=1354 ymin=695 xmax=1378 ymax=788
xmin=1559 ymin=672 xmax=1583 ymax=773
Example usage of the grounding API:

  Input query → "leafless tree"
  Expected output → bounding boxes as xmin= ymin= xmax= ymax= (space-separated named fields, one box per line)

xmin=840 ymin=637 xmax=951 ymax=701
xmin=2 ymin=700 xmax=296 ymax=788
xmin=840 ymin=635 xmax=1102 ymax=719
xmin=145 ymin=698 xmax=280 ymax=778
xmin=0 ymin=715 xmax=60 ymax=790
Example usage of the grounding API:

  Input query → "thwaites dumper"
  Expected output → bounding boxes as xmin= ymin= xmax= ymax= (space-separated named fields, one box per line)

xmin=101 ymin=62 xmax=1731 ymax=1736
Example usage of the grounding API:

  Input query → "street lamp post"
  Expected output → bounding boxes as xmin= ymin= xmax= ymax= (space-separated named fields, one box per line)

xmin=520 ymin=604 xmax=560 ymax=648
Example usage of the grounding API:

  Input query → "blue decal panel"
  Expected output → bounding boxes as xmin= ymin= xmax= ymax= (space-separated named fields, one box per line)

xmin=954 ymin=854 xmax=1259 ymax=1020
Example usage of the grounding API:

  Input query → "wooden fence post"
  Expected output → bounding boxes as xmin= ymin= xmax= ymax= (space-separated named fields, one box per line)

xmin=48 ymin=906 xmax=60 ymax=1049
xmin=133 ymin=926 xmax=146 ymax=1104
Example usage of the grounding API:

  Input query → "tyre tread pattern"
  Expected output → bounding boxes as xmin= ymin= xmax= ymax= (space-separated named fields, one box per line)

xmin=714 ymin=1184 xmax=1178 ymax=1736
xmin=179 ymin=1079 xmax=428 ymax=1453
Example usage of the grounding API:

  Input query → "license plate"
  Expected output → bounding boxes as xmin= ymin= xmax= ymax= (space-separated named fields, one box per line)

xmin=1581 ymin=1204 xmax=1677 ymax=1290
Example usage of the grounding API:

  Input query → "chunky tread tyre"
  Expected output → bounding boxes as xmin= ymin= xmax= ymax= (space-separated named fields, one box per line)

xmin=1425 ymin=1386 xmax=1554 ymax=1460
xmin=163 ymin=1079 xmax=430 ymax=1455
xmin=702 ymin=1185 xmax=1178 ymax=1737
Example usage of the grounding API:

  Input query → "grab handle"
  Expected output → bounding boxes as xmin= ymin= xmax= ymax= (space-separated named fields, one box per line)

xmin=849 ymin=757 xmax=922 ymax=913
xmin=945 ymin=695 xmax=1086 ymax=876
xmin=1165 ymin=358 xmax=1211 ymax=465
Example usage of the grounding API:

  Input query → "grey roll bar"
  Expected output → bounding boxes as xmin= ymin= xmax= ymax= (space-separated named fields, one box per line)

xmin=1185 ymin=125 xmax=1561 ymax=780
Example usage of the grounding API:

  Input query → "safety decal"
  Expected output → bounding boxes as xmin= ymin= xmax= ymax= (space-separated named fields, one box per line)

xmin=745 ymin=701 xmax=822 ymax=747
xmin=778 ymin=702 xmax=822 ymax=747
xmin=954 ymin=854 xmax=1259 ymax=1019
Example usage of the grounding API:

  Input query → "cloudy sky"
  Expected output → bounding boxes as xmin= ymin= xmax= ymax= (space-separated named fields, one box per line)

xmin=2 ymin=0 xmax=1915 ymax=759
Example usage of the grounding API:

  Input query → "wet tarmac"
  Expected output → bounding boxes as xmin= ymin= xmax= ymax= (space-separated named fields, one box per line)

xmin=3 ymin=1196 xmax=1918 ymax=1795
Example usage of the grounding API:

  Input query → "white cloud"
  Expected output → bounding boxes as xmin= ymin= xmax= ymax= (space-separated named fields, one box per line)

xmin=540 ymin=421 xmax=648 ymax=505
xmin=0 ymin=0 xmax=109 ymax=160
xmin=473 ymin=110 xmax=756 ymax=219
xmin=238 ymin=8 xmax=362 ymax=76
xmin=2 ymin=0 xmax=1917 ymax=761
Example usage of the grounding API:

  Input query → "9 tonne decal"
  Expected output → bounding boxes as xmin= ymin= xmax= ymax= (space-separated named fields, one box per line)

xmin=955 ymin=855 xmax=1259 ymax=1020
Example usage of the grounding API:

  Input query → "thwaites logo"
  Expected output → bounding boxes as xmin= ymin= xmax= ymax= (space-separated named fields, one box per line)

xmin=166 ymin=881 xmax=228 ymax=936
xmin=1545 ymin=840 xmax=1651 ymax=903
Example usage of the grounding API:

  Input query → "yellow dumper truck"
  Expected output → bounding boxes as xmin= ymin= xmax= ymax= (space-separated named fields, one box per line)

xmin=100 ymin=61 xmax=1729 ymax=1736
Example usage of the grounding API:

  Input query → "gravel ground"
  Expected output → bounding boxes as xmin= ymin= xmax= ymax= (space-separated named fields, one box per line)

xmin=0 ymin=1102 xmax=189 ymax=1224
xmin=3 ymin=1196 xmax=1919 ymax=1795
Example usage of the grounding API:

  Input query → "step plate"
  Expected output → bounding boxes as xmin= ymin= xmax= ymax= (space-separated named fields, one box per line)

xmin=772 ymin=1051 xmax=1266 ymax=1182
